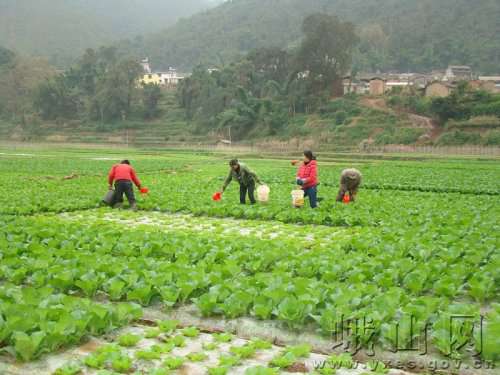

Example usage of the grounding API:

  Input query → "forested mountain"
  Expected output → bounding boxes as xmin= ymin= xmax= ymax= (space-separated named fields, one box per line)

xmin=120 ymin=0 xmax=500 ymax=74
xmin=0 ymin=0 xmax=218 ymax=67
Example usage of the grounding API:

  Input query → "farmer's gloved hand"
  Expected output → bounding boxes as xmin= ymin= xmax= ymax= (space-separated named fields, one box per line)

xmin=108 ymin=185 xmax=113 ymax=190
xmin=296 ymin=178 xmax=304 ymax=186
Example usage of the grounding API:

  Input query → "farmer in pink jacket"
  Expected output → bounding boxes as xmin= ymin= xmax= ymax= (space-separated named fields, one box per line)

xmin=293 ymin=150 xmax=319 ymax=208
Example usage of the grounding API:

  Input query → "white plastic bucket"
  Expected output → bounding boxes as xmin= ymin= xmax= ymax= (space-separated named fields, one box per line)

xmin=257 ymin=185 xmax=270 ymax=202
xmin=291 ymin=189 xmax=305 ymax=207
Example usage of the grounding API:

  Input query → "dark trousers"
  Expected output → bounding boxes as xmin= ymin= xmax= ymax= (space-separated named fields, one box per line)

xmin=239 ymin=182 xmax=256 ymax=204
xmin=304 ymin=185 xmax=318 ymax=208
xmin=112 ymin=180 xmax=136 ymax=206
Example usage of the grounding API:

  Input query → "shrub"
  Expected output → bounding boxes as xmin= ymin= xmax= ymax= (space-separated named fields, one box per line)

xmin=334 ymin=122 xmax=372 ymax=143
xmin=430 ymin=96 xmax=470 ymax=123
xmin=435 ymin=130 xmax=482 ymax=145
xmin=472 ymin=100 xmax=500 ymax=117
xmin=374 ymin=128 xmax=425 ymax=145
xmin=387 ymin=94 xmax=430 ymax=116
xmin=287 ymin=121 xmax=312 ymax=138
xmin=387 ymin=95 xmax=403 ymax=107
xmin=319 ymin=98 xmax=362 ymax=118
xmin=335 ymin=110 xmax=347 ymax=125
xmin=412 ymin=96 xmax=431 ymax=115
xmin=483 ymin=130 xmax=500 ymax=146
xmin=446 ymin=116 xmax=500 ymax=129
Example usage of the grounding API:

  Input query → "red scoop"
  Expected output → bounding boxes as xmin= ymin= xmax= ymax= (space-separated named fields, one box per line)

xmin=212 ymin=192 xmax=222 ymax=201
xmin=343 ymin=194 xmax=350 ymax=204
xmin=140 ymin=187 xmax=149 ymax=194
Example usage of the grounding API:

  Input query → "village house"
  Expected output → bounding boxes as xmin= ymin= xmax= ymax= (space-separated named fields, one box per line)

xmin=467 ymin=76 xmax=500 ymax=94
xmin=369 ymin=78 xmax=386 ymax=96
xmin=468 ymin=80 xmax=482 ymax=91
xmin=412 ymin=75 xmax=433 ymax=89
xmin=425 ymin=81 xmax=455 ymax=98
xmin=430 ymin=70 xmax=446 ymax=81
xmin=139 ymin=58 xmax=185 ymax=88
xmin=478 ymin=76 xmax=500 ymax=93
xmin=386 ymin=80 xmax=413 ymax=92
xmin=140 ymin=58 xmax=152 ymax=74
xmin=342 ymin=78 xmax=369 ymax=95
xmin=343 ymin=74 xmax=417 ymax=96
xmin=341 ymin=67 xmax=493 ymax=98
xmin=443 ymin=65 xmax=473 ymax=82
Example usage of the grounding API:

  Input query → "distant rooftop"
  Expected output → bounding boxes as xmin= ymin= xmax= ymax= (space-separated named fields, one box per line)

xmin=448 ymin=65 xmax=472 ymax=70
xmin=478 ymin=76 xmax=500 ymax=81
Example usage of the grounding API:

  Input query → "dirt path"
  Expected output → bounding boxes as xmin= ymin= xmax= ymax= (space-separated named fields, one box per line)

xmin=359 ymin=97 xmax=443 ymax=141
xmin=360 ymin=97 xmax=390 ymax=113
xmin=358 ymin=98 xmax=392 ymax=145
xmin=59 ymin=210 xmax=356 ymax=248
xmin=407 ymin=113 xmax=434 ymax=129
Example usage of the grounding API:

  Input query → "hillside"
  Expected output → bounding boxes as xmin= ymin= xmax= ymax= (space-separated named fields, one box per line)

xmin=3 ymin=90 xmax=497 ymax=148
xmin=120 ymin=0 xmax=500 ymax=73
xmin=0 ymin=0 xmax=218 ymax=67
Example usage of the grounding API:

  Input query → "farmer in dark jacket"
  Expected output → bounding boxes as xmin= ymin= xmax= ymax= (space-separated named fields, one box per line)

xmin=108 ymin=160 xmax=142 ymax=209
xmin=336 ymin=168 xmax=362 ymax=202
xmin=221 ymin=159 xmax=262 ymax=204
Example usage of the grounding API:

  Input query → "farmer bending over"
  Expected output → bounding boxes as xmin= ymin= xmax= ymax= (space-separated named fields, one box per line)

xmin=336 ymin=168 xmax=362 ymax=203
xmin=108 ymin=160 xmax=142 ymax=210
xmin=221 ymin=159 xmax=262 ymax=204
xmin=294 ymin=150 xmax=319 ymax=208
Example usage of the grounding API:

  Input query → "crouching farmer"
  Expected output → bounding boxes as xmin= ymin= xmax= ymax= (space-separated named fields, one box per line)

xmin=221 ymin=159 xmax=262 ymax=204
xmin=336 ymin=168 xmax=362 ymax=203
xmin=108 ymin=160 xmax=142 ymax=210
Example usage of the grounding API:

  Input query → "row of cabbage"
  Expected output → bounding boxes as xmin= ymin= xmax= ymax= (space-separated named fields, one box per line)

xmin=0 ymin=214 xmax=498 ymax=362
xmin=1 ymin=170 xmax=499 ymax=233
xmin=1 ymin=154 xmax=499 ymax=215
xmin=51 ymin=320 xmax=384 ymax=375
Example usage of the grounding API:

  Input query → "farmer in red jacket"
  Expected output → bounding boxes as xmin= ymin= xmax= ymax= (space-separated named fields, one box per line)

xmin=294 ymin=150 xmax=319 ymax=208
xmin=108 ymin=160 xmax=142 ymax=209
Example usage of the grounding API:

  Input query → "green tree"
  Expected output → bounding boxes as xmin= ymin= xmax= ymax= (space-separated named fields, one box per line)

xmin=119 ymin=59 xmax=143 ymax=117
xmin=177 ymin=67 xmax=215 ymax=120
xmin=0 ymin=56 xmax=55 ymax=121
xmin=247 ymin=47 xmax=291 ymax=96
xmin=32 ymin=46 xmax=143 ymax=124
xmin=0 ymin=46 xmax=15 ymax=67
xmin=175 ymin=14 xmax=359 ymax=138
xmin=33 ymin=75 xmax=79 ymax=120
xmin=94 ymin=65 xmax=129 ymax=122
xmin=296 ymin=14 xmax=358 ymax=98
xmin=142 ymin=83 xmax=162 ymax=119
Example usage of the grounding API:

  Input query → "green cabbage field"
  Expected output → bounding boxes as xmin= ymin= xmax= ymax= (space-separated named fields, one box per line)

xmin=0 ymin=149 xmax=498 ymax=374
